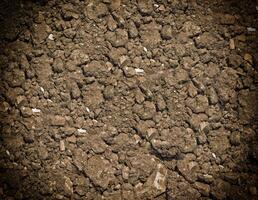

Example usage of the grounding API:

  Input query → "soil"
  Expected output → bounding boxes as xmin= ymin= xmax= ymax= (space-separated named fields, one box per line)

xmin=0 ymin=0 xmax=258 ymax=199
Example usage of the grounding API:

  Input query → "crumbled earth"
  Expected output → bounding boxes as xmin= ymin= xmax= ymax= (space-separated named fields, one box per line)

xmin=0 ymin=0 xmax=258 ymax=199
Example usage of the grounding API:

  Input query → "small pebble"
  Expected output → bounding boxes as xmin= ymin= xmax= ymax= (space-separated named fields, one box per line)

xmin=78 ymin=128 xmax=87 ymax=133
xmin=40 ymin=87 xmax=44 ymax=92
xmin=135 ymin=68 xmax=145 ymax=75
xmin=247 ymin=27 xmax=256 ymax=32
xmin=229 ymin=39 xmax=235 ymax=49
xmin=32 ymin=108 xmax=41 ymax=113
xmin=6 ymin=150 xmax=10 ymax=156
xmin=48 ymin=33 xmax=54 ymax=40
xmin=212 ymin=153 xmax=216 ymax=159
xmin=60 ymin=140 xmax=65 ymax=151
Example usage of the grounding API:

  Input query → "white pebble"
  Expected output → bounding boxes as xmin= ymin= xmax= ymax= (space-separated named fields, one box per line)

xmin=212 ymin=153 xmax=216 ymax=159
xmin=77 ymin=128 xmax=87 ymax=133
xmin=135 ymin=68 xmax=145 ymax=74
xmin=6 ymin=150 xmax=10 ymax=156
xmin=48 ymin=33 xmax=54 ymax=40
xmin=143 ymin=47 xmax=148 ymax=52
xmin=86 ymin=107 xmax=90 ymax=112
xmin=247 ymin=27 xmax=256 ymax=32
xmin=40 ymin=87 xmax=44 ymax=93
xmin=60 ymin=140 xmax=65 ymax=151
xmin=32 ymin=108 xmax=41 ymax=113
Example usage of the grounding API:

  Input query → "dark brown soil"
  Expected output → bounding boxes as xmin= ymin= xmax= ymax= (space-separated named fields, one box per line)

xmin=0 ymin=0 xmax=257 ymax=199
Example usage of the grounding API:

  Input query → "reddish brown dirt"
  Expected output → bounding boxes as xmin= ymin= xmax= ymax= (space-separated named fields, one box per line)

xmin=0 ymin=0 xmax=257 ymax=199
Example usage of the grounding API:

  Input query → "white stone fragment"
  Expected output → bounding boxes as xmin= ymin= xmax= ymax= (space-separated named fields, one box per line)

xmin=77 ymin=128 xmax=87 ymax=133
xmin=135 ymin=68 xmax=145 ymax=74
xmin=86 ymin=107 xmax=90 ymax=112
xmin=60 ymin=140 xmax=65 ymax=151
xmin=6 ymin=150 xmax=10 ymax=156
xmin=48 ymin=33 xmax=54 ymax=40
xmin=247 ymin=27 xmax=256 ymax=32
xmin=40 ymin=87 xmax=44 ymax=92
xmin=143 ymin=47 xmax=148 ymax=52
xmin=212 ymin=153 xmax=216 ymax=159
xmin=32 ymin=108 xmax=41 ymax=113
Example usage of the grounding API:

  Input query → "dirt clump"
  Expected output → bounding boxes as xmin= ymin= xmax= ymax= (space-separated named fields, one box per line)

xmin=0 ymin=0 xmax=257 ymax=199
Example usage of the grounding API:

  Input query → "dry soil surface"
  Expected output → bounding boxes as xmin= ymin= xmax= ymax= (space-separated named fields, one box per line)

xmin=0 ymin=0 xmax=257 ymax=199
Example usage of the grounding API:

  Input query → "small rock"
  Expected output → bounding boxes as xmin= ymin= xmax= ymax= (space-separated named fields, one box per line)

xmin=107 ymin=15 xmax=117 ymax=31
xmin=84 ymin=155 xmax=116 ymax=189
xmin=38 ymin=146 xmax=48 ymax=160
xmin=128 ymin=20 xmax=138 ymax=38
xmin=70 ymin=83 xmax=81 ymax=99
xmin=5 ymin=69 xmax=25 ymax=87
xmin=32 ymin=108 xmax=41 ymax=113
xmin=175 ymin=68 xmax=189 ymax=84
xmin=77 ymin=128 xmax=87 ymax=134
xmin=32 ymin=22 xmax=51 ymax=43
xmin=229 ymin=39 xmax=235 ymax=49
xmin=177 ymin=154 xmax=198 ymax=183
xmin=220 ymin=14 xmax=236 ymax=25
xmin=123 ymin=67 xmax=136 ymax=77
xmin=135 ymin=68 xmax=145 ymax=75
xmin=228 ymin=54 xmax=243 ymax=68
xmin=138 ymin=0 xmax=153 ymax=14
xmin=61 ymin=3 xmax=79 ymax=20
xmin=193 ymin=182 xmax=210 ymax=196
xmin=139 ymin=101 xmax=156 ymax=120
xmin=83 ymin=83 xmax=104 ymax=109
xmin=103 ymin=85 xmax=115 ymax=100
xmin=195 ymin=32 xmax=218 ymax=49
xmin=110 ymin=0 xmax=121 ymax=11
xmin=70 ymin=49 xmax=89 ymax=66
xmin=50 ymin=115 xmax=66 ymax=126
xmin=229 ymin=132 xmax=241 ymax=146
xmin=20 ymin=107 xmax=33 ymax=117
xmin=48 ymin=33 xmax=54 ymax=40
xmin=182 ymin=21 xmax=202 ymax=37
xmin=52 ymin=58 xmax=64 ymax=73
xmin=105 ymin=29 xmax=128 ymax=47
xmin=95 ymin=3 xmax=108 ymax=17
xmin=244 ymin=53 xmax=253 ymax=64
xmin=188 ymin=83 xmax=198 ymax=97
xmin=206 ymin=87 xmax=218 ymax=105
xmin=135 ymin=163 xmax=167 ymax=198
xmin=140 ymin=22 xmax=161 ymax=48
xmin=156 ymin=95 xmax=166 ymax=111
xmin=66 ymin=135 xmax=77 ymax=143
xmin=161 ymin=25 xmax=172 ymax=40
xmin=0 ymin=101 xmax=10 ymax=112
xmin=247 ymin=27 xmax=256 ymax=32
xmin=186 ymin=95 xmax=209 ymax=113
xmin=23 ymin=135 xmax=34 ymax=144
xmin=119 ymin=55 xmax=130 ymax=67
xmin=211 ymin=179 xmax=231 ymax=200
xmin=60 ymin=140 xmax=65 ymax=151
xmin=209 ymin=128 xmax=230 ymax=155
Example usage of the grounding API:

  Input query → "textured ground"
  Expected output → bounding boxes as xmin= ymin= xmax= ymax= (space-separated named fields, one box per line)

xmin=0 ymin=0 xmax=257 ymax=199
